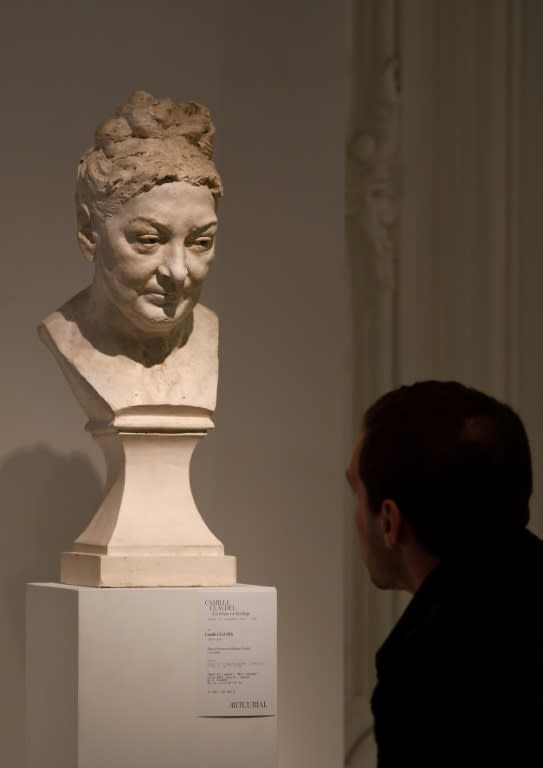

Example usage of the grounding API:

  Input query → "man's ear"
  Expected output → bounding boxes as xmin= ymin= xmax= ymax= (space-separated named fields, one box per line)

xmin=77 ymin=203 xmax=98 ymax=263
xmin=380 ymin=499 xmax=403 ymax=549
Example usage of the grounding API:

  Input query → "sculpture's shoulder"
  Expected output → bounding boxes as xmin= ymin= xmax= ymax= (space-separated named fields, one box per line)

xmin=38 ymin=293 xmax=219 ymax=416
xmin=189 ymin=303 xmax=218 ymax=358
xmin=37 ymin=288 xmax=113 ymax=421
xmin=193 ymin=303 xmax=218 ymax=336
xmin=38 ymin=288 xmax=90 ymax=358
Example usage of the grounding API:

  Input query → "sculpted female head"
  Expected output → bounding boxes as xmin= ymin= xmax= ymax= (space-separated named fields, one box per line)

xmin=76 ymin=91 xmax=223 ymax=337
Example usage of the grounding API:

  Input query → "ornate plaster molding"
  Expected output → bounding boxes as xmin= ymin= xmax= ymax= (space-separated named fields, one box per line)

xmin=347 ymin=58 xmax=401 ymax=289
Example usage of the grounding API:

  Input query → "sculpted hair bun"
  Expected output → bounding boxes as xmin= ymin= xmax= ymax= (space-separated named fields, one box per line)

xmin=77 ymin=90 xmax=222 ymax=224
xmin=96 ymin=91 xmax=216 ymax=158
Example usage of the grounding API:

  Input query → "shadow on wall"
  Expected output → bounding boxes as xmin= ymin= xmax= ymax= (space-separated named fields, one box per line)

xmin=0 ymin=445 xmax=101 ymax=766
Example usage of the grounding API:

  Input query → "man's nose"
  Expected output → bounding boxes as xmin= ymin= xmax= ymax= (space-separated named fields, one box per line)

xmin=158 ymin=242 xmax=188 ymax=284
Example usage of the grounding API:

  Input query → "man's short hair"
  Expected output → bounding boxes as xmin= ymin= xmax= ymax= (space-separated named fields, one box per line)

xmin=359 ymin=381 xmax=532 ymax=557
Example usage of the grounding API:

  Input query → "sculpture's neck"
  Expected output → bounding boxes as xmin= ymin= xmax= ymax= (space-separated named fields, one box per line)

xmin=84 ymin=282 xmax=192 ymax=366
xmin=119 ymin=331 xmax=191 ymax=367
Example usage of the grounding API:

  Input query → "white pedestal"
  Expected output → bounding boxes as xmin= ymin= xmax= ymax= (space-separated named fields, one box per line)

xmin=26 ymin=583 xmax=277 ymax=768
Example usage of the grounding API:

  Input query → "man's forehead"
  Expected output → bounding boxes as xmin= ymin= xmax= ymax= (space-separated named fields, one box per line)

xmin=354 ymin=431 xmax=365 ymax=458
xmin=347 ymin=432 xmax=364 ymax=485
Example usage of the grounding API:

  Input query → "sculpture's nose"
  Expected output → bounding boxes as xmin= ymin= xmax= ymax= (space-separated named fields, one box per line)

xmin=158 ymin=242 xmax=188 ymax=285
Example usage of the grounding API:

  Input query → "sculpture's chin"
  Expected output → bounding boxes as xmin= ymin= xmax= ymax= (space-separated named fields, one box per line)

xmin=121 ymin=295 xmax=196 ymax=336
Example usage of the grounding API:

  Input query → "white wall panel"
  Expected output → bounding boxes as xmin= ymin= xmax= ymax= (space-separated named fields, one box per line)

xmin=346 ymin=0 xmax=543 ymax=763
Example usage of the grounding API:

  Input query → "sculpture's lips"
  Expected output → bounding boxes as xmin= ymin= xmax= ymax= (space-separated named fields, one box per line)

xmin=142 ymin=291 xmax=180 ymax=304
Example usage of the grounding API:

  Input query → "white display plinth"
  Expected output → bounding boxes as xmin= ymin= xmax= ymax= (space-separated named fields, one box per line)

xmin=26 ymin=583 xmax=277 ymax=768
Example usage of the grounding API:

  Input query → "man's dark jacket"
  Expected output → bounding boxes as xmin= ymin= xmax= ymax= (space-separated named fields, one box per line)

xmin=371 ymin=528 xmax=543 ymax=767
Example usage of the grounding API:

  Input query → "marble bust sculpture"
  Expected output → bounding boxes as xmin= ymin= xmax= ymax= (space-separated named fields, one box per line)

xmin=39 ymin=91 xmax=235 ymax=586
xmin=40 ymin=90 xmax=223 ymax=423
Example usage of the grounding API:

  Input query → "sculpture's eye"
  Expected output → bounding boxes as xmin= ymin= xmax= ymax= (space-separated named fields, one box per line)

xmin=191 ymin=236 xmax=214 ymax=251
xmin=137 ymin=234 xmax=160 ymax=247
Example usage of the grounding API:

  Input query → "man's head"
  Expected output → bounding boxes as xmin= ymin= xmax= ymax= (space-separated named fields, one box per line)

xmin=347 ymin=381 xmax=533 ymax=591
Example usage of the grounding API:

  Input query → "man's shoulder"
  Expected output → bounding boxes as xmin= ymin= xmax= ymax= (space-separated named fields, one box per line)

xmin=435 ymin=529 xmax=543 ymax=637
xmin=513 ymin=526 xmax=543 ymax=567
xmin=373 ymin=530 xmax=543 ymax=767
xmin=379 ymin=528 xmax=543 ymax=669
xmin=469 ymin=528 xmax=543 ymax=612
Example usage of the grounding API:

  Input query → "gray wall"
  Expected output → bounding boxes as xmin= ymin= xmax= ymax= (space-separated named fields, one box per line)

xmin=0 ymin=2 xmax=346 ymax=766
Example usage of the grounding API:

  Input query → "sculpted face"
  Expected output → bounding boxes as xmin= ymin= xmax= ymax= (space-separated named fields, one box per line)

xmin=86 ymin=180 xmax=217 ymax=337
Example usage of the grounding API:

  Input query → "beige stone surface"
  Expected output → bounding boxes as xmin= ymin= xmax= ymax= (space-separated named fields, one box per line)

xmin=60 ymin=552 xmax=237 ymax=588
xmin=38 ymin=92 xmax=235 ymax=587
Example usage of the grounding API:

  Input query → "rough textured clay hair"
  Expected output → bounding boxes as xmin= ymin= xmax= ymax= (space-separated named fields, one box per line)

xmin=76 ymin=90 xmax=223 ymax=230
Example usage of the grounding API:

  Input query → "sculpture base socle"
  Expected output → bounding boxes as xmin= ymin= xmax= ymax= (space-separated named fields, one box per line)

xmin=61 ymin=552 xmax=236 ymax=587
xmin=57 ymin=419 xmax=237 ymax=588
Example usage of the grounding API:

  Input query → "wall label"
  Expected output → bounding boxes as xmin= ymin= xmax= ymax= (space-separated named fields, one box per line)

xmin=198 ymin=589 xmax=277 ymax=717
